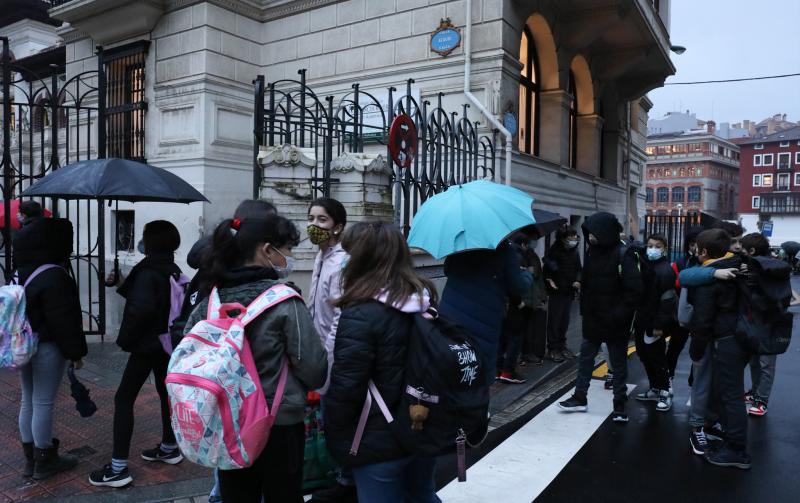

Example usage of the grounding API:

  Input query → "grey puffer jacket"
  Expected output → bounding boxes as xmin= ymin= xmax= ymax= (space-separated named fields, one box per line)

xmin=185 ymin=267 xmax=327 ymax=426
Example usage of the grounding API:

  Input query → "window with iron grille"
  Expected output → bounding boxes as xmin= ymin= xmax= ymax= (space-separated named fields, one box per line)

xmin=102 ymin=41 xmax=148 ymax=162
xmin=672 ymin=187 xmax=685 ymax=202
xmin=657 ymin=188 xmax=669 ymax=202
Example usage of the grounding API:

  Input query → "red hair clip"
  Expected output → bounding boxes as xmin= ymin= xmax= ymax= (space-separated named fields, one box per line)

xmin=232 ymin=218 xmax=242 ymax=230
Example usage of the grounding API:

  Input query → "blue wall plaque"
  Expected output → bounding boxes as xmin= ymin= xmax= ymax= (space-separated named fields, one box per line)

xmin=503 ymin=112 xmax=518 ymax=137
xmin=431 ymin=19 xmax=461 ymax=56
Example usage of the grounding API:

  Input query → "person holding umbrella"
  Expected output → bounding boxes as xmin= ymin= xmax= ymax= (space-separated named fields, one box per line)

xmin=408 ymin=181 xmax=535 ymax=385
xmin=90 ymin=220 xmax=186 ymax=488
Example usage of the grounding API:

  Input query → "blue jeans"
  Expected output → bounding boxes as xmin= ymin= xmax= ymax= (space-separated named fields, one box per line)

xmin=18 ymin=342 xmax=67 ymax=448
xmin=352 ymin=456 xmax=440 ymax=503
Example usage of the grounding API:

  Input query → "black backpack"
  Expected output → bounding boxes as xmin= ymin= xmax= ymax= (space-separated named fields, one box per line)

xmin=390 ymin=311 xmax=490 ymax=467
xmin=735 ymin=256 xmax=793 ymax=355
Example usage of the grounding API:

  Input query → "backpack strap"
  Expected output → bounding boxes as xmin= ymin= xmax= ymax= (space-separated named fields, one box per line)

xmin=349 ymin=380 xmax=394 ymax=456
xmin=22 ymin=264 xmax=62 ymax=288
xmin=206 ymin=283 xmax=301 ymax=323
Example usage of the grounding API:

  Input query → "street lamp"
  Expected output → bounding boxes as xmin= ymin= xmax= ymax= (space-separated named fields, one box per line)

xmin=670 ymin=45 xmax=687 ymax=55
xmin=677 ymin=203 xmax=684 ymax=219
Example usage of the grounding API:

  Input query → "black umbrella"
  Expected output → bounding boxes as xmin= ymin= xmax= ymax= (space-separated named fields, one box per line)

xmin=520 ymin=207 xmax=567 ymax=238
xmin=781 ymin=241 xmax=800 ymax=255
xmin=67 ymin=365 xmax=97 ymax=418
xmin=20 ymin=158 xmax=209 ymax=203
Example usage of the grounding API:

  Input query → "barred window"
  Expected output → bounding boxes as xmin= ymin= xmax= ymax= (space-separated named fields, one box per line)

xmin=102 ymin=41 xmax=148 ymax=162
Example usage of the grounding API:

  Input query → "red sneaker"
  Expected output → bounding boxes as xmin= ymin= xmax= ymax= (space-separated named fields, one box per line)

xmin=747 ymin=401 xmax=767 ymax=417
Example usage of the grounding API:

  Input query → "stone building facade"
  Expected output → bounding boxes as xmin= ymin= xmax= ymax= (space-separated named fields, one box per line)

xmin=645 ymin=123 xmax=740 ymax=219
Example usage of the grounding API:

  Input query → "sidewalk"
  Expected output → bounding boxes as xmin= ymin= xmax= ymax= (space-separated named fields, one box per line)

xmin=0 ymin=343 xmax=211 ymax=502
xmin=0 ymin=305 xmax=584 ymax=503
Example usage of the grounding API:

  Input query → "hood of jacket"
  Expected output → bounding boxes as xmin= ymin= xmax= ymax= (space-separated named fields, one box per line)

xmin=375 ymin=289 xmax=431 ymax=314
xmin=12 ymin=217 xmax=73 ymax=268
xmin=117 ymin=253 xmax=180 ymax=298
xmin=582 ymin=212 xmax=623 ymax=249
xmin=702 ymin=253 xmax=741 ymax=270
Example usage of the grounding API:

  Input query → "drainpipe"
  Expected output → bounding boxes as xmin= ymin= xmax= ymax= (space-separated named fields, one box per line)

xmin=465 ymin=0 xmax=513 ymax=185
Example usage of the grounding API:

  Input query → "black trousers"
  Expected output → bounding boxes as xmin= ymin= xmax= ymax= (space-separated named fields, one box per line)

xmin=713 ymin=336 xmax=751 ymax=450
xmin=666 ymin=326 xmax=690 ymax=378
xmin=522 ymin=308 xmax=548 ymax=358
xmin=112 ymin=351 xmax=174 ymax=459
xmin=219 ymin=423 xmax=305 ymax=503
xmin=634 ymin=327 xmax=670 ymax=391
xmin=547 ymin=294 xmax=573 ymax=351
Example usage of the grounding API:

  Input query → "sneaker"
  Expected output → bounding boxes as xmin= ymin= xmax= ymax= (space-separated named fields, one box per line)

xmin=495 ymin=371 xmax=501 ymax=380
xmin=141 ymin=445 xmax=184 ymax=465
xmin=560 ymin=348 xmax=577 ymax=360
xmin=704 ymin=444 xmax=752 ymax=470
xmin=744 ymin=391 xmax=754 ymax=406
xmin=747 ymin=401 xmax=767 ymax=417
xmin=690 ymin=427 xmax=708 ymax=455
xmin=89 ymin=464 xmax=133 ymax=488
xmin=604 ymin=372 xmax=614 ymax=390
xmin=611 ymin=400 xmax=628 ymax=423
xmin=558 ymin=395 xmax=588 ymax=412
xmin=704 ymin=422 xmax=725 ymax=441
xmin=546 ymin=350 xmax=565 ymax=363
xmin=635 ymin=388 xmax=660 ymax=402
xmin=499 ymin=371 xmax=526 ymax=384
xmin=656 ymin=390 xmax=673 ymax=412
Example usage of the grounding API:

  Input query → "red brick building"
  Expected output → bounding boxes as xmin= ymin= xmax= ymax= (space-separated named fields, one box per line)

xmin=645 ymin=122 xmax=740 ymax=219
xmin=739 ymin=126 xmax=800 ymax=244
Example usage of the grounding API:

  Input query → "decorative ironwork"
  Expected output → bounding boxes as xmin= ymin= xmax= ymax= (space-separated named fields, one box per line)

xmin=253 ymin=70 xmax=497 ymax=235
xmin=643 ymin=213 xmax=704 ymax=262
xmin=1 ymin=36 xmax=107 ymax=336
xmin=100 ymin=41 xmax=148 ymax=163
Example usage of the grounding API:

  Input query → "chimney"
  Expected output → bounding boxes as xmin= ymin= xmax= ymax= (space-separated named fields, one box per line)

xmin=707 ymin=120 xmax=716 ymax=135
xmin=783 ymin=114 xmax=787 ymax=121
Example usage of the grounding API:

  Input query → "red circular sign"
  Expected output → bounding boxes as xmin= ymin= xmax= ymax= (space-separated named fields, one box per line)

xmin=388 ymin=114 xmax=418 ymax=169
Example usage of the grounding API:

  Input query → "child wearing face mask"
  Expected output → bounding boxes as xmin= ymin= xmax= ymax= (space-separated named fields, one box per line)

xmin=306 ymin=198 xmax=359 ymax=503
xmin=633 ymin=234 xmax=677 ymax=412
xmin=543 ymin=226 xmax=582 ymax=363
xmin=183 ymin=215 xmax=327 ymax=501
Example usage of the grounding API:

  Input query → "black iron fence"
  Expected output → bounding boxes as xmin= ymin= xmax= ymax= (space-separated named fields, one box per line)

xmin=253 ymin=70 xmax=498 ymax=235
xmin=1 ymin=37 xmax=107 ymax=336
xmin=642 ymin=213 xmax=725 ymax=262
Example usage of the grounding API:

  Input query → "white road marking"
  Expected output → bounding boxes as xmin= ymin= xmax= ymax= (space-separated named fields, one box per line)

xmin=436 ymin=381 xmax=634 ymax=502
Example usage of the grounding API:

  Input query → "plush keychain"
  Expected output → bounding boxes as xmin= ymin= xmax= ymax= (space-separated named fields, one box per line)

xmin=409 ymin=404 xmax=429 ymax=431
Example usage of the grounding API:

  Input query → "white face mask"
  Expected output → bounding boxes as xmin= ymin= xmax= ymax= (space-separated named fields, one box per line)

xmin=646 ymin=248 xmax=665 ymax=261
xmin=271 ymin=248 xmax=295 ymax=278
xmin=565 ymin=239 xmax=579 ymax=249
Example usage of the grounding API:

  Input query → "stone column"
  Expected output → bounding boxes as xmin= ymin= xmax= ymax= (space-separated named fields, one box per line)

xmin=576 ymin=114 xmax=604 ymax=178
xmin=538 ymin=89 xmax=571 ymax=167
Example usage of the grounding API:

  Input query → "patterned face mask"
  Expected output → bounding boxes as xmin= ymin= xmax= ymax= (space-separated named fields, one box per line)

xmin=307 ymin=224 xmax=332 ymax=245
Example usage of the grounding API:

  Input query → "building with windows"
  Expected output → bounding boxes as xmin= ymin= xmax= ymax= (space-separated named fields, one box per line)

xmin=645 ymin=121 xmax=740 ymax=219
xmin=739 ymin=126 xmax=800 ymax=244
xmin=3 ymin=0 xmax=676 ymax=336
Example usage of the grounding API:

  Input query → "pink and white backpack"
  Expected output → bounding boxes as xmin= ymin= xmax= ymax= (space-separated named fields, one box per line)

xmin=165 ymin=283 xmax=300 ymax=469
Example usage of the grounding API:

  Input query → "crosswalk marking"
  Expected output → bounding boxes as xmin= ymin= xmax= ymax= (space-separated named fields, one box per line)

xmin=436 ymin=381 xmax=633 ymax=502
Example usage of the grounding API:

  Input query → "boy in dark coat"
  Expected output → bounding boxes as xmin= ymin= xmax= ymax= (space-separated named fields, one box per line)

xmin=558 ymin=212 xmax=642 ymax=422
xmin=633 ymin=234 xmax=677 ymax=412
xmin=687 ymin=229 xmax=749 ymax=469
xmin=543 ymin=226 xmax=582 ymax=362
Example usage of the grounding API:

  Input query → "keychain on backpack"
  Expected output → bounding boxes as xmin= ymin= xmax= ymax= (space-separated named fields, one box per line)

xmin=409 ymin=403 xmax=429 ymax=431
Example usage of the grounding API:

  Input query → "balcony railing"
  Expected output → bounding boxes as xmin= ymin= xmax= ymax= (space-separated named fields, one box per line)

xmin=760 ymin=194 xmax=800 ymax=214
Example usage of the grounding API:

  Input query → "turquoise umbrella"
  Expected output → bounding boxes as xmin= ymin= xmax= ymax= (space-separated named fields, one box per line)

xmin=407 ymin=180 xmax=535 ymax=259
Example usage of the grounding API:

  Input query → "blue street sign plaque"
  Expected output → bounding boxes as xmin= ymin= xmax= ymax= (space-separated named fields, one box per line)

xmin=503 ymin=112 xmax=518 ymax=137
xmin=430 ymin=19 xmax=461 ymax=56
xmin=762 ymin=221 xmax=773 ymax=237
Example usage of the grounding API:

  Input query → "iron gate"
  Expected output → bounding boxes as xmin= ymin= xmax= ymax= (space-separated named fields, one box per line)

xmin=253 ymin=70 xmax=498 ymax=235
xmin=1 ymin=37 xmax=107 ymax=336
xmin=642 ymin=213 xmax=721 ymax=261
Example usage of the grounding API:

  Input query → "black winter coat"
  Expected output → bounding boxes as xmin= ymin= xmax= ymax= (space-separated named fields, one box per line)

xmin=688 ymin=254 xmax=742 ymax=351
xmin=637 ymin=257 xmax=678 ymax=331
xmin=116 ymin=254 xmax=181 ymax=354
xmin=544 ymin=242 xmax=582 ymax=293
xmin=580 ymin=212 xmax=642 ymax=343
xmin=12 ymin=218 xmax=86 ymax=362
xmin=326 ymin=301 xmax=414 ymax=467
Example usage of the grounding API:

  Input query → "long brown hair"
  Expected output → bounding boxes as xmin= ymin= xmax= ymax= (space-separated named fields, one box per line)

xmin=335 ymin=221 xmax=437 ymax=308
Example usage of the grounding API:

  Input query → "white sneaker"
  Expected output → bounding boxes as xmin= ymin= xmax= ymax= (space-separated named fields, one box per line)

xmin=635 ymin=388 xmax=660 ymax=402
xmin=656 ymin=390 xmax=672 ymax=412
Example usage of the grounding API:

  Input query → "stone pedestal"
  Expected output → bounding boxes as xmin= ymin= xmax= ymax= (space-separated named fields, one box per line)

xmin=258 ymin=145 xmax=393 ymax=284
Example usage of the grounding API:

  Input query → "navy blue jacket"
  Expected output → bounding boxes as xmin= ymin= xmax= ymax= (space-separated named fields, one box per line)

xmin=438 ymin=245 xmax=532 ymax=360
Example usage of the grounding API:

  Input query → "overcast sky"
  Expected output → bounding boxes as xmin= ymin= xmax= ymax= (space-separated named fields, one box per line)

xmin=648 ymin=0 xmax=800 ymax=126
